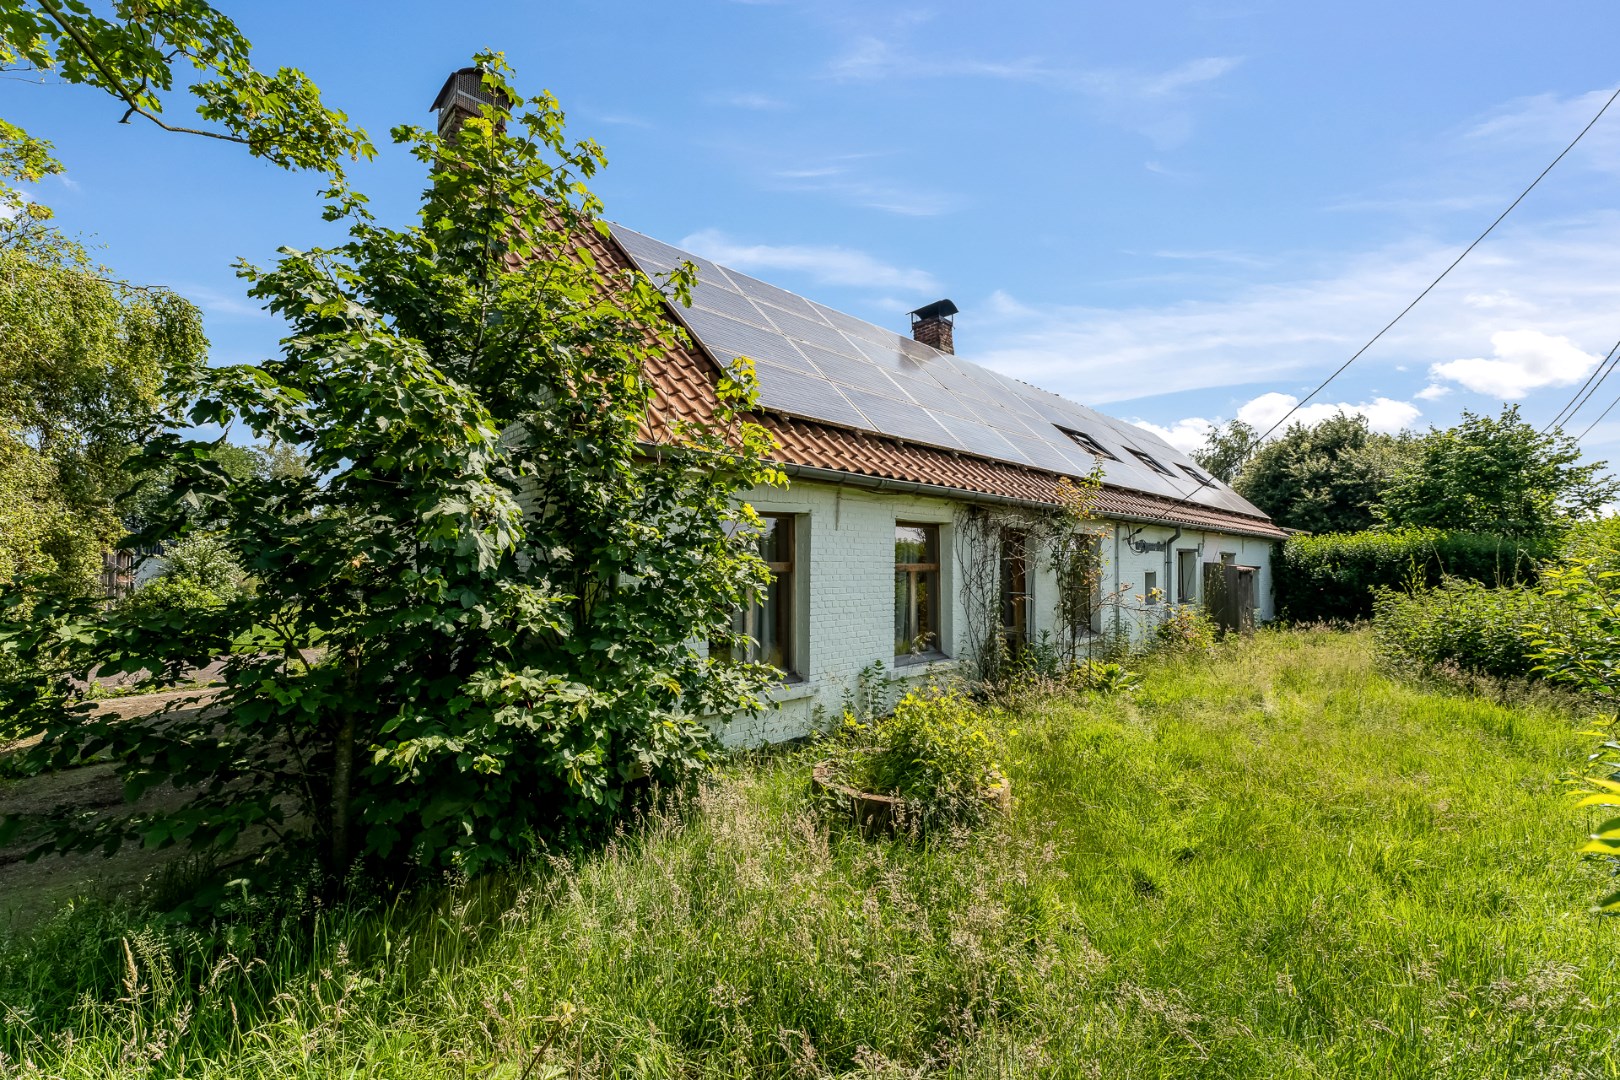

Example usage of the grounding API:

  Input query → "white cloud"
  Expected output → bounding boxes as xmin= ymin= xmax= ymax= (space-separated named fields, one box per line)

xmin=1427 ymin=328 xmax=1599 ymax=398
xmin=1414 ymin=383 xmax=1452 ymax=401
xmin=1132 ymin=391 xmax=1422 ymax=456
xmin=1235 ymin=391 xmax=1421 ymax=435
xmin=678 ymin=229 xmax=940 ymax=292
xmin=1129 ymin=416 xmax=1215 ymax=452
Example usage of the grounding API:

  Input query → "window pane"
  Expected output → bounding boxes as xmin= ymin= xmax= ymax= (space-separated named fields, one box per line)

xmin=759 ymin=573 xmax=786 ymax=669
xmin=1178 ymin=550 xmax=1197 ymax=603
xmin=895 ymin=523 xmax=936 ymax=565
xmin=758 ymin=515 xmax=785 ymax=564
xmin=1144 ymin=570 xmax=1158 ymax=605
xmin=917 ymin=570 xmax=936 ymax=650
xmin=895 ymin=569 xmax=913 ymax=653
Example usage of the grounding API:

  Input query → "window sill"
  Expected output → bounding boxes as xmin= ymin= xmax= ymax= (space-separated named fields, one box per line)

xmin=891 ymin=654 xmax=958 ymax=679
xmin=766 ymin=678 xmax=818 ymax=704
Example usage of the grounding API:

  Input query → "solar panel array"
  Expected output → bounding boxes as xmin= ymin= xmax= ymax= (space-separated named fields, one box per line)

xmin=610 ymin=224 xmax=1266 ymax=518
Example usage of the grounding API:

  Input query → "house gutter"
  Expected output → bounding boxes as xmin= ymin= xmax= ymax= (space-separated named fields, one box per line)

xmin=640 ymin=444 xmax=1281 ymax=539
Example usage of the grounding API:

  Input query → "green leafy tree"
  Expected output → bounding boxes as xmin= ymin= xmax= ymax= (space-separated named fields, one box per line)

xmin=1191 ymin=419 xmax=1259 ymax=485
xmin=0 ymin=57 xmax=781 ymax=878
xmin=0 ymin=240 xmax=206 ymax=591
xmin=1233 ymin=414 xmax=1418 ymax=534
xmin=1377 ymin=405 xmax=1618 ymax=539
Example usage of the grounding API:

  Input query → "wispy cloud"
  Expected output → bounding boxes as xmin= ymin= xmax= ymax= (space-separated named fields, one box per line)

xmin=679 ymin=229 xmax=940 ymax=292
xmin=179 ymin=284 xmax=272 ymax=321
xmin=766 ymin=157 xmax=961 ymax=216
xmin=823 ymin=31 xmax=1242 ymax=147
xmin=711 ymin=91 xmax=788 ymax=110
xmin=971 ymin=212 xmax=1620 ymax=410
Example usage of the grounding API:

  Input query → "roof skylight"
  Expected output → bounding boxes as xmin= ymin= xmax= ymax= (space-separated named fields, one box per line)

xmin=1129 ymin=449 xmax=1175 ymax=477
xmin=1058 ymin=427 xmax=1117 ymax=460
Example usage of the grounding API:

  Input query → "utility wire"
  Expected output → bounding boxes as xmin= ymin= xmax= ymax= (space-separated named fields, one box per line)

xmin=1145 ymin=83 xmax=1620 ymax=526
xmin=1577 ymin=388 xmax=1620 ymax=441
xmin=1543 ymin=337 xmax=1620 ymax=433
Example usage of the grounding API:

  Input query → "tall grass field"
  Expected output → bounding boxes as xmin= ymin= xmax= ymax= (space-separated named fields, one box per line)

xmin=1 ymin=628 xmax=1614 ymax=1077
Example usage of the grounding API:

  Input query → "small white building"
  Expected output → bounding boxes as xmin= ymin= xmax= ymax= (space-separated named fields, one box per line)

xmin=601 ymin=224 xmax=1286 ymax=745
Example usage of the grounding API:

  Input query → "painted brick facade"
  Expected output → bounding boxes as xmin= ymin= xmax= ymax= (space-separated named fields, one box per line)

xmin=716 ymin=476 xmax=1275 ymax=746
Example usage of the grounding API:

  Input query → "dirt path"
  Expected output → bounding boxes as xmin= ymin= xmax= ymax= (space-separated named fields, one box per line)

xmin=0 ymin=688 xmax=224 ymax=933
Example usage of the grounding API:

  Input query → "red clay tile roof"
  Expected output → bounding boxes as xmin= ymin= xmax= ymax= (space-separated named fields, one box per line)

xmin=588 ymin=227 xmax=1287 ymax=541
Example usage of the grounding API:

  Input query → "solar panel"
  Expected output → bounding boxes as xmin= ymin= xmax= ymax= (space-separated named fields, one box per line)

xmin=760 ymin=307 xmax=863 ymax=358
xmin=688 ymin=280 xmax=773 ymax=327
xmin=607 ymin=223 xmax=1274 ymax=520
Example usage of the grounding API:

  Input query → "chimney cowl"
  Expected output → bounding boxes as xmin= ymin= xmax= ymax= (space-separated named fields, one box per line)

xmin=908 ymin=298 xmax=958 ymax=355
xmin=430 ymin=66 xmax=511 ymax=138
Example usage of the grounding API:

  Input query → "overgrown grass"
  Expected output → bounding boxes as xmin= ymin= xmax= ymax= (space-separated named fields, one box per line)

xmin=2 ymin=628 xmax=1615 ymax=1077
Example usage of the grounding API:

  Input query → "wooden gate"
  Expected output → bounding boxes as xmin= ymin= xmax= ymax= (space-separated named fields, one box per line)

xmin=1203 ymin=562 xmax=1256 ymax=635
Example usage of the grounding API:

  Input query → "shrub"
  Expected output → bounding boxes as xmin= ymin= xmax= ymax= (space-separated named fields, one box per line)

xmin=1150 ymin=603 xmax=1218 ymax=652
xmin=1276 ymin=528 xmax=1551 ymax=622
xmin=832 ymin=688 xmax=1009 ymax=831
xmin=1370 ymin=578 xmax=1552 ymax=680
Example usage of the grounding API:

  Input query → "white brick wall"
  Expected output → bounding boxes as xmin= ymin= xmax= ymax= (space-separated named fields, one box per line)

xmin=714 ymin=478 xmax=1276 ymax=746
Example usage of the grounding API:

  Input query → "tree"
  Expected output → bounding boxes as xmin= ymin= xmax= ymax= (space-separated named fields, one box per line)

xmin=1376 ymin=405 xmax=1618 ymax=539
xmin=0 ymin=239 xmax=206 ymax=591
xmin=1232 ymin=414 xmax=1418 ymax=535
xmin=1 ymin=57 xmax=781 ymax=879
xmin=1191 ymin=419 xmax=1259 ymax=485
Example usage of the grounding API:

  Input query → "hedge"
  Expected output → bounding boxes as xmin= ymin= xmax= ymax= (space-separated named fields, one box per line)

xmin=1370 ymin=579 xmax=1550 ymax=680
xmin=1274 ymin=528 xmax=1553 ymax=623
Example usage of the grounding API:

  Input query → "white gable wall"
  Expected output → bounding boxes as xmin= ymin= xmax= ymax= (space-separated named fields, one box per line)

xmin=717 ymin=476 xmax=1275 ymax=747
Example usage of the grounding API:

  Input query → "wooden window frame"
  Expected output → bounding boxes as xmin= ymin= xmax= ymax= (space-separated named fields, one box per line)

xmin=895 ymin=521 xmax=944 ymax=661
xmin=719 ymin=514 xmax=798 ymax=678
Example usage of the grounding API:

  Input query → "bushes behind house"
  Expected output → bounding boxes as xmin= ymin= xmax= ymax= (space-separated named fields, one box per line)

xmin=1370 ymin=579 xmax=1553 ymax=681
xmin=1275 ymin=528 xmax=1551 ymax=622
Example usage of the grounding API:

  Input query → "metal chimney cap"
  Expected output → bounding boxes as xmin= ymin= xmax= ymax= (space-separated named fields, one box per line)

xmin=908 ymin=299 xmax=958 ymax=323
xmin=430 ymin=67 xmax=482 ymax=112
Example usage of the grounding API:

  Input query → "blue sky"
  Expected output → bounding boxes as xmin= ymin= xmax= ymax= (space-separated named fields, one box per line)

xmin=12 ymin=0 xmax=1620 ymax=460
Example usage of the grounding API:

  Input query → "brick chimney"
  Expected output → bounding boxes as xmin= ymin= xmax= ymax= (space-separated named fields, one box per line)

xmin=430 ymin=66 xmax=511 ymax=138
xmin=909 ymin=299 xmax=958 ymax=355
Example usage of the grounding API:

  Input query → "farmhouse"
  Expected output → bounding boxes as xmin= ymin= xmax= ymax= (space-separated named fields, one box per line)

xmin=580 ymin=224 xmax=1284 ymax=744
xmin=429 ymin=74 xmax=1285 ymax=746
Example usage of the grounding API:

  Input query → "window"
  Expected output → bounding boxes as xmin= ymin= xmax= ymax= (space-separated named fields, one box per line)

xmin=999 ymin=529 xmax=1029 ymax=655
xmin=1143 ymin=570 xmax=1158 ymax=605
xmin=715 ymin=514 xmax=796 ymax=675
xmin=1128 ymin=448 xmax=1175 ymax=477
xmin=1177 ymin=549 xmax=1198 ymax=603
xmin=1058 ymin=427 xmax=1118 ymax=461
xmin=895 ymin=523 xmax=942 ymax=658
xmin=1178 ymin=464 xmax=1210 ymax=485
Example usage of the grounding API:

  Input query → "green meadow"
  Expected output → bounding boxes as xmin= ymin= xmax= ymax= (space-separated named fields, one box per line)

xmin=2 ymin=628 xmax=1614 ymax=1078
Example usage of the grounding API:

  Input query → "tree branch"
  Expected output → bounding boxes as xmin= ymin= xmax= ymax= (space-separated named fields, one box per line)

xmin=35 ymin=0 xmax=250 ymax=147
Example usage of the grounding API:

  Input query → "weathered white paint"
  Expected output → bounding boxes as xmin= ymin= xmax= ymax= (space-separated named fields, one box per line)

xmin=715 ymin=476 xmax=1275 ymax=747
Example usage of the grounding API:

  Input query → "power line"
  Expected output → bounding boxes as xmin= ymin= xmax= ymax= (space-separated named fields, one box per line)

xmin=1145 ymin=83 xmax=1620 ymax=527
xmin=1577 ymin=388 xmax=1620 ymax=441
xmin=1543 ymin=338 xmax=1620 ymax=433
xmin=1243 ymin=84 xmax=1620 ymax=452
